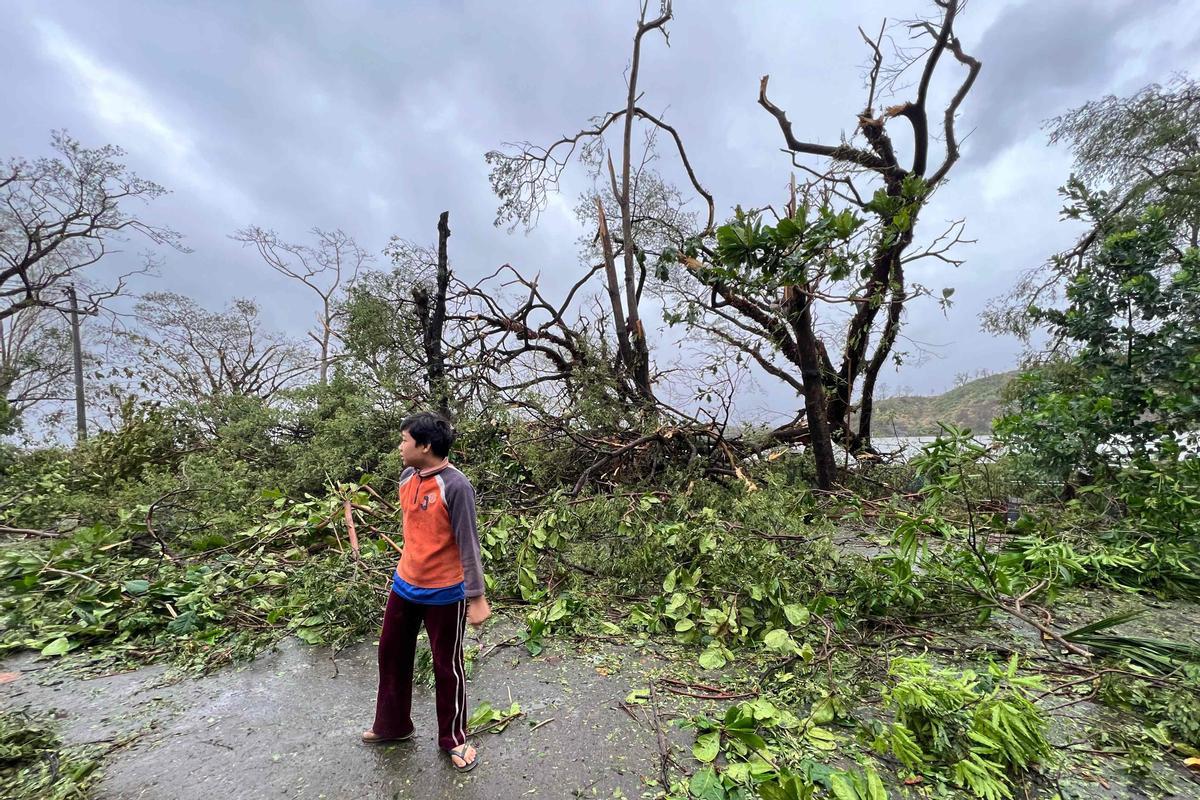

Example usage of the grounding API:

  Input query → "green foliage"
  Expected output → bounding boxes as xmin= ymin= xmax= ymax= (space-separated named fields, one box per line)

xmin=74 ymin=398 xmax=198 ymax=486
xmin=755 ymin=773 xmax=815 ymax=800
xmin=1062 ymin=609 xmax=1200 ymax=676
xmin=845 ymin=428 xmax=1015 ymax=617
xmin=878 ymin=656 xmax=1050 ymax=800
xmin=628 ymin=498 xmax=838 ymax=666
xmin=1048 ymin=76 xmax=1200 ymax=234
xmin=1098 ymin=664 xmax=1200 ymax=750
xmin=711 ymin=177 xmax=928 ymax=292
xmin=681 ymin=694 xmax=895 ymax=800
xmin=266 ymin=377 xmax=408 ymax=496
xmin=992 ymin=453 xmax=1200 ymax=599
xmin=339 ymin=268 xmax=427 ymax=402
xmin=1001 ymin=525 xmax=1200 ymax=598
xmin=0 ymin=488 xmax=395 ymax=671
xmin=466 ymin=699 xmax=521 ymax=734
xmin=825 ymin=765 xmax=888 ymax=800
xmin=712 ymin=205 xmax=864 ymax=289
xmin=1083 ymin=719 xmax=1177 ymax=792
xmin=998 ymin=208 xmax=1200 ymax=489
xmin=0 ymin=710 xmax=102 ymax=800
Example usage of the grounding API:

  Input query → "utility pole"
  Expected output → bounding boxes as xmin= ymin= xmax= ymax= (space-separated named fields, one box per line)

xmin=67 ymin=285 xmax=87 ymax=441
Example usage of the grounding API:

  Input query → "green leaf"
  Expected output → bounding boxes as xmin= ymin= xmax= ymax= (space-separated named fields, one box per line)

xmin=763 ymin=628 xmax=800 ymax=654
xmin=693 ymin=731 xmax=720 ymax=763
xmin=747 ymin=698 xmax=781 ymax=723
xmin=675 ymin=618 xmax=696 ymax=632
xmin=725 ymin=704 xmax=753 ymax=730
xmin=689 ymin=767 xmax=726 ymax=800
xmin=759 ymin=774 xmax=815 ymax=800
xmin=41 ymin=637 xmax=70 ymax=657
xmin=727 ymin=728 xmax=768 ymax=752
xmin=662 ymin=569 xmax=677 ymax=593
xmin=829 ymin=773 xmax=857 ymax=800
xmin=810 ymin=697 xmax=835 ymax=725
xmin=724 ymin=762 xmax=751 ymax=783
xmin=123 ymin=579 xmax=150 ymax=595
xmin=865 ymin=766 xmax=888 ymax=800
xmin=805 ymin=726 xmax=840 ymax=751
xmin=699 ymin=647 xmax=726 ymax=670
xmin=167 ymin=610 xmax=200 ymax=635
xmin=467 ymin=701 xmax=497 ymax=730
xmin=665 ymin=592 xmax=688 ymax=613
xmin=783 ymin=603 xmax=810 ymax=627
xmin=295 ymin=626 xmax=325 ymax=645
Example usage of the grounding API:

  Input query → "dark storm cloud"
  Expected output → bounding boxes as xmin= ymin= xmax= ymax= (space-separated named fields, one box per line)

xmin=891 ymin=0 xmax=1200 ymax=399
xmin=3 ymin=0 xmax=1199 ymax=422
xmin=965 ymin=0 xmax=1135 ymax=160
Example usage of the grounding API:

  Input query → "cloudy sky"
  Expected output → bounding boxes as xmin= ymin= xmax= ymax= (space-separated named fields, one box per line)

xmin=5 ymin=0 xmax=1199 ymax=423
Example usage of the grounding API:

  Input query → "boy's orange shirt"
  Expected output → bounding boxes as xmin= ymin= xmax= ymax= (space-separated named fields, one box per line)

xmin=395 ymin=462 xmax=485 ymax=596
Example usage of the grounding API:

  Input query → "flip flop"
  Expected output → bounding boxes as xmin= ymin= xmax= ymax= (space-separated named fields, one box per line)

xmin=361 ymin=729 xmax=414 ymax=744
xmin=445 ymin=743 xmax=479 ymax=772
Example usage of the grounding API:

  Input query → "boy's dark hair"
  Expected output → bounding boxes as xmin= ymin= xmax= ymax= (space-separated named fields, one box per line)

xmin=401 ymin=412 xmax=455 ymax=458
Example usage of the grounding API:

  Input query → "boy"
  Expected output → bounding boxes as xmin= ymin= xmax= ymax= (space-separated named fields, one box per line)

xmin=362 ymin=412 xmax=490 ymax=773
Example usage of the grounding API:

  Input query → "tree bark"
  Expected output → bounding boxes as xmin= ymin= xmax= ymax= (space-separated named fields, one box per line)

xmin=784 ymin=286 xmax=836 ymax=489
xmin=617 ymin=9 xmax=660 ymax=403
xmin=855 ymin=262 xmax=905 ymax=449
xmin=413 ymin=211 xmax=451 ymax=417
xmin=595 ymin=197 xmax=637 ymax=382
xmin=825 ymin=192 xmax=914 ymax=446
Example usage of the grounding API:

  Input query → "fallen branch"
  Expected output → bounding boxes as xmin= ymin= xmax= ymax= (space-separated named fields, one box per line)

xmin=477 ymin=635 xmax=521 ymax=662
xmin=39 ymin=566 xmax=103 ymax=585
xmin=343 ymin=499 xmax=360 ymax=558
xmin=991 ymin=597 xmax=1093 ymax=660
xmin=361 ymin=484 xmax=398 ymax=512
xmin=0 ymin=525 xmax=61 ymax=538
xmin=616 ymin=701 xmax=642 ymax=723
xmin=367 ymin=526 xmax=403 ymax=555
xmin=469 ymin=710 xmax=524 ymax=736
xmin=648 ymin=681 xmax=672 ymax=792
xmin=658 ymin=684 xmax=757 ymax=701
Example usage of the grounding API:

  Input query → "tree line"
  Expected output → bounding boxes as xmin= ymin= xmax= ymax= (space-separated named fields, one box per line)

xmin=3 ymin=0 xmax=1197 ymax=501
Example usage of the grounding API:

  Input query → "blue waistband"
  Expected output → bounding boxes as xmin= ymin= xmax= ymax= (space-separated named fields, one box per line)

xmin=392 ymin=572 xmax=465 ymax=605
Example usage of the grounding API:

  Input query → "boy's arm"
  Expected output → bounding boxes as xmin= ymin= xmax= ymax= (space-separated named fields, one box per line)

xmin=447 ymin=476 xmax=486 ymax=600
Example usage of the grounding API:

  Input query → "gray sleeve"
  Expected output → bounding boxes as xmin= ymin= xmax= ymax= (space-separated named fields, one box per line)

xmin=447 ymin=474 xmax=486 ymax=598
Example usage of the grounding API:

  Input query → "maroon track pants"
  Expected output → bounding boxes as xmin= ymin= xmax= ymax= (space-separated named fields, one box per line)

xmin=371 ymin=590 xmax=468 ymax=750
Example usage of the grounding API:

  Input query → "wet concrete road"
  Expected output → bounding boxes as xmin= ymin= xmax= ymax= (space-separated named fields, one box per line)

xmin=2 ymin=627 xmax=683 ymax=799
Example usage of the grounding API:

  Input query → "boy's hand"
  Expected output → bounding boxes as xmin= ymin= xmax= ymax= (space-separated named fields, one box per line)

xmin=466 ymin=595 xmax=491 ymax=627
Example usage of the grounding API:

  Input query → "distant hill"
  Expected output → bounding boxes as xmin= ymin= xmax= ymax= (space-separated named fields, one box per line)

xmin=868 ymin=371 xmax=1016 ymax=437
